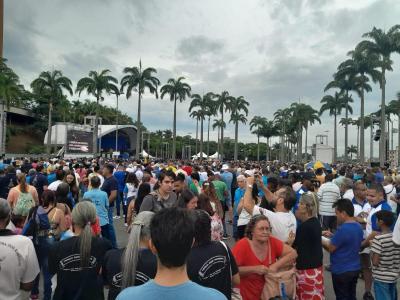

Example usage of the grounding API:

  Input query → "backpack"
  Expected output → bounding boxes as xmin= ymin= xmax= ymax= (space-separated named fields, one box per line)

xmin=13 ymin=191 xmax=35 ymax=217
xmin=22 ymin=206 xmax=54 ymax=242
xmin=31 ymin=174 xmax=39 ymax=188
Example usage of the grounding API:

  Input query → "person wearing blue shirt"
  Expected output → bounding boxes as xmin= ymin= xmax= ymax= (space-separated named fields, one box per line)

xmin=83 ymin=176 xmax=110 ymax=241
xmin=113 ymin=165 xmax=126 ymax=218
xmin=117 ymin=208 xmax=225 ymax=300
xmin=322 ymin=198 xmax=363 ymax=300
xmin=233 ymin=175 xmax=246 ymax=240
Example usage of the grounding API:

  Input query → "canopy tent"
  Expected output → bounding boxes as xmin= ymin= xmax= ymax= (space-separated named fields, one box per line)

xmin=208 ymin=152 xmax=221 ymax=159
xmin=192 ymin=152 xmax=208 ymax=159
xmin=141 ymin=150 xmax=154 ymax=159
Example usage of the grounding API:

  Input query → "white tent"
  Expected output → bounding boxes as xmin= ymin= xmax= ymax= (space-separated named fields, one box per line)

xmin=192 ymin=152 xmax=208 ymax=159
xmin=142 ymin=150 xmax=154 ymax=159
xmin=208 ymin=152 xmax=220 ymax=159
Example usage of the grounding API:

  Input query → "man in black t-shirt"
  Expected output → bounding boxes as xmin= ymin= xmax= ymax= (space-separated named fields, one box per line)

xmin=31 ymin=164 xmax=48 ymax=200
xmin=101 ymin=164 xmax=118 ymax=248
xmin=187 ymin=210 xmax=240 ymax=300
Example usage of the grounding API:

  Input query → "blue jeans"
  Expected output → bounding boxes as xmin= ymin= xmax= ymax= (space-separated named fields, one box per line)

xmin=332 ymin=270 xmax=359 ymax=300
xmin=107 ymin=207 xmax=118 ymax=248
xmin=31 ymin=236 xmax=54 ymax=300
xmin=233 ymin=215 xmax=239 ymax=239
xmin=374 ymin=280 xmax=397 ymax=300
xmin=116 ymin=191 xmax=123 ymax=216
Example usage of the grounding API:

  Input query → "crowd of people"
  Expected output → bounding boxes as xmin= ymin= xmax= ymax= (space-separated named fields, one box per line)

xmin=0 ymin=157 xmax=400 ymax=300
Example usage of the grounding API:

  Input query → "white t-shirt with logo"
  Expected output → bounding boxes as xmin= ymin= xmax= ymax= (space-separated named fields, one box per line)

xmin=252 ymin=205 xmax=297 ymax=243
xmin=0 ymin=234 xmax=39 ymax=300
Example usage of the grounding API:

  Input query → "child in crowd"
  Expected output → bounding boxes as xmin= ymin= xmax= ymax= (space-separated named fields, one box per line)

xmin=371 ymin=210 xmax=400 ymax=300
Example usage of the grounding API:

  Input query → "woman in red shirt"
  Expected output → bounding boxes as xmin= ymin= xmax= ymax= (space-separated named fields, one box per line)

xmin=232 ymin=214 xmax=297 ymax=300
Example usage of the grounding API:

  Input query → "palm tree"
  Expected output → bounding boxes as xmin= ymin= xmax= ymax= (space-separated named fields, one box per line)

xmin=160 ymin=77 xmax=191 ymax=159
xmin=215 ymin=91 xmax=235 ymax=159
xmin=0 ymin=60 xmax=22 ymax=155
xmin=204 ymin=94 xmax=217 ymax=156
xmin=388 ymin=94 xmax=400 ymax=164
xmin=76 ymin=69 xmax=118 ymax=154
xmin=250 ymin=116 xmax=267 ymax=161
xmin=229 ymin=96 xmax=249 ymax=160
xmin=290 ymin=103 xmax=311 ymax=162
xmin=32 ymin=70 xmax=73 ymax=154
xmin=120 ymin=61 xmax=160 ymax=158
xmin=359 ymin=25 xmax=400 ymax=166
xmin=324 ymin=75 xmax=355 ymax=161
xmin=336 ymin=45 xmax=381 ymax=163
xmin=260 ymin=119 xmax=278 ymax=161
xmin=189 ymin=93 xmax=212 ymax=159
xmin=347 ymin=145 xmax=358 ymax=160
xmin=189 ymin=110 xmax=202 ymax=155
xmin=320 ymin=92 xmax=352 ymax=162
xmin=274 ymin=108 xmax=292 ymax=161
xmin=303 ymin=105 xmax=321 ymax=158
xmin=212 ymin=118 xmax=226 ymax=157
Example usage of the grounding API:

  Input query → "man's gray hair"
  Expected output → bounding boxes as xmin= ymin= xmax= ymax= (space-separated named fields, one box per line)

xmin=0 ymin=198 xmax=11 ymax=220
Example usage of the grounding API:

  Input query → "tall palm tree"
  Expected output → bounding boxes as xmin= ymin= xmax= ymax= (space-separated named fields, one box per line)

xmin=359 ymin=25 xmax=400 ymax=166
xmin=336 ymin=45 xmax=381 ymax=163
xmin=189 ymin=110 xmax=202 ymax=155
xmin=204 ymin=94 xmax=217 ymax=156
xmin=320 ymin=92 xmax=352 ymax=162
xmin=260 ymin=119 xmax=278 ymax=161
xmin=290 ymin=103 xmax=310 ymax=162
xmin=120 ymin=61 xmax=160 ymax=158
xmin=303 ymin=105 xmax=321 ymax=158
xmin=32 ymin=70 xmax=73 ymax=154
xmin=250 ymin=116 xmax=267 ymax=161
xmin=76 ymin=69 xmax=118 ymax=154
xmin=189 ymin=93 xmax=212 ymax=159
xmin=274 ymin=108 xmax=292 ymax=161
xmin=212 ymin=118 xmax=226 ymax=157
xmin=324 ymin=75 xmax=355 ymax=161
xmin=388 ymin=94 xmax=400 ymax=164
xmin=215 ymin=91 xmax=234 ymax=159
xmin=160 ymin=77 xmax=191 ymax=159
xmin=229 ymin=96 xmax=249 ymax=160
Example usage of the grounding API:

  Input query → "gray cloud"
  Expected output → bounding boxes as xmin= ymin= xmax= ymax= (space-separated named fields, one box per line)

xmin=176 ymin=35 xmax=224 ymax=62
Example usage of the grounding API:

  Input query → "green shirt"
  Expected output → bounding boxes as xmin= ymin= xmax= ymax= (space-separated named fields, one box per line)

xmin=189 ymin=181 xmax=203 ymax=195
xmin=212 ymin=180 xmax=227 ymax=202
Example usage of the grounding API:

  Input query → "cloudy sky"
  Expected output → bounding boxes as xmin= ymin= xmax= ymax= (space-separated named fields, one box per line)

xmin=5 ymin=0 xmax=400 ymax=157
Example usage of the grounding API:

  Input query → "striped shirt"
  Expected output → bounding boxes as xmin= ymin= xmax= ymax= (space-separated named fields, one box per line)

xmin=317 ymin=182 xmax=341 ymax=216
xmin=371 ymin=232 xmax=400 ymax=283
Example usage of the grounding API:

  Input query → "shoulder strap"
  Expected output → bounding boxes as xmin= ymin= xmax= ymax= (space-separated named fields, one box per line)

xmin=220 ymin=241 xmax=232 ymax=277
xmin=0 ymin=229 xmax=15 ymax=236
xmin=46 ymin=206 xmax=56 ymax=215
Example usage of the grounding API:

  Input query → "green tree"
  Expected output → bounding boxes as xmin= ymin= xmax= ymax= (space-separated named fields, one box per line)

xmin=189 ymin=93 xmax=212 ymax=159
xmin=320 ymin=92 xmax=352 ymax=162
xmin=212 ymin=118 xmax=226 ymax=157
xmin=359 ymin=25 xmax=400 ymax=166
xmin=120 ymin=61 xmax=160 ymax=158
xmin=204 ymin=94 xmax=217 ymax=156
xmin=388 ymin=94 xmax=400 ymax=164
xmin=215 ymin=91 xmax=235 ymax=159
xmin=347 ymin=145 xmax=358 ymax=160
xmin=0 ymin=59 xmax=23 ymax=154
xmin=324 ymin=76 xmax=355 ymax=161
xmin=259 ymin=119 xmax=278 ymax=161
xmin=336 ymin=45 xmax=381 ymax=163
xmin=303 ymin=105 xmax=321 ymax=158
xmin=229 ymin=96 xmax=249 ymax=160
xmin=160 ymin=77 xmax=191 ymax=159
xmin=250 ymin=116 xmax=267 ymax=161
xmin=76 ymin=69 xmax=118 ymax=154
xmin=32 ymin=70 xmax=73 ymax=154
xmin=274 ymin=108 xmax=292 ymax=162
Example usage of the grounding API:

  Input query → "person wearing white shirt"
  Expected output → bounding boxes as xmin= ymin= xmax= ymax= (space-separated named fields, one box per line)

xmin=243 ymin=175 xmax=297 ymax=244
xmin=0 ymin=198 xmax=39 ymax=300
xmin=340 ymin=178 xmax=354 ymax=200
xmin=317 ymin=173 xmax=341 ymax=231
xmin=383 ymin=176 xmax=397 ymax=213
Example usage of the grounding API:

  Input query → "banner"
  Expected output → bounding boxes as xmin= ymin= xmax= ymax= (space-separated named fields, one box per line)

xmin=66 ymin=130 xmax=93 ymax=153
